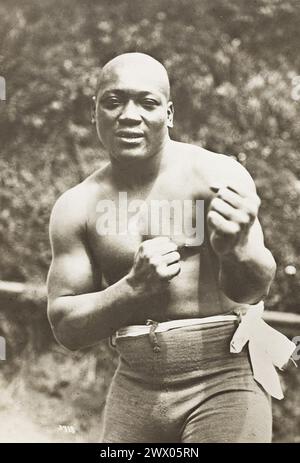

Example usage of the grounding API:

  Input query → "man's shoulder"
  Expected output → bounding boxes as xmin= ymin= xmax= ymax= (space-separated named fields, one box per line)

xmin=171 ymin=140 xmax=256 ymax=192
xmin=53 ymin=163 xmax=110 ymax=209
xmin=178 ymin=143 xmax=253 ymax=183
xmin=49 ymin=184 xmax=87 ymax=238
xmin=172 ymin=140 xmax=233 ymax=165
xmin=50 ymin=163 xmax=111 ymax=231
xmin=174 ymin=140 xmax=235 ymax=164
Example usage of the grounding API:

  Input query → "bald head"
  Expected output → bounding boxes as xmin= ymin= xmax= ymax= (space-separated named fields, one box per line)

xmin=93 ymin=52 xmax=174 ymax=162
xmin=96 ymin=53 xmax=171 ymax=101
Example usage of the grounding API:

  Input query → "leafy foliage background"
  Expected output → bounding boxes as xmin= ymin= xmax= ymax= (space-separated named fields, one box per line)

xmin=0 ymin=0 xmax=299 ymax=442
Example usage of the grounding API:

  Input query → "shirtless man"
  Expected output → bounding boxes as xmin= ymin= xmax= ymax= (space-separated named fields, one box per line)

xmin=47 ymin=53 xmax=277 ymax=443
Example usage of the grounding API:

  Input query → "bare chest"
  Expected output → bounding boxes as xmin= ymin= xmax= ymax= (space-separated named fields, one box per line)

xmin=86 ymin=175 xmax=209 ymax=285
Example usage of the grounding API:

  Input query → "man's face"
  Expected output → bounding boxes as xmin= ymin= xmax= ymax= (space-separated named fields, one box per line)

xmin=94 ymin=66 xmax=173 ymax=162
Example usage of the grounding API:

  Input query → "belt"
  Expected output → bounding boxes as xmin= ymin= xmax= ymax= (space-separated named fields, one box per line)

xmin=113 ymin=302 xmax=296 ymax=400
xmin=116 ymin=313 xmax=238 ymax=337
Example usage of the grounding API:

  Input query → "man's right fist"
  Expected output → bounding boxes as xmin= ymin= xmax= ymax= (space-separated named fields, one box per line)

xmin=127 ymin=237 xmax=181 ymax=296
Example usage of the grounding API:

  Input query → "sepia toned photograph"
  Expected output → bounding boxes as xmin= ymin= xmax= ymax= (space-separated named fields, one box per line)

xmin=0 ymin=0 xmax=299 ymax=444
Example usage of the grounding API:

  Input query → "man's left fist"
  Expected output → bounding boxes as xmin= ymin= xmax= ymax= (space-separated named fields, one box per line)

xmin=207 ymin=185 xmax=261 ymax=256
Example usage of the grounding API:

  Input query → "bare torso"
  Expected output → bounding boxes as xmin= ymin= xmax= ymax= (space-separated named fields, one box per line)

xmin=81 ymin=141 xmax=242 ymax=324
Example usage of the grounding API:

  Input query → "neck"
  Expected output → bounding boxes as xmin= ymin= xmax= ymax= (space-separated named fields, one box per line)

xmin=110 ymin=139 xmax=170 ymax=190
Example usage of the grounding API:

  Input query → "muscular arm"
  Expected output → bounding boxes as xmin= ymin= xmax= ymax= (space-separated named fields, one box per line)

xmin=207 ymin=157 xmax=276 ymax=304
xmin=218 ymin=218 xmax=276 ymax=303
xmin=47 ymin=188 xmax=143 ymax=351
xmin=47 ymin=188 xmax=180 ymax=351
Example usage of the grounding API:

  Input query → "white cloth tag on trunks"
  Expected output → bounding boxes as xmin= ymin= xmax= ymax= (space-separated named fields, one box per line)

xmin=230 ymin=302 xmax=296 ymax=400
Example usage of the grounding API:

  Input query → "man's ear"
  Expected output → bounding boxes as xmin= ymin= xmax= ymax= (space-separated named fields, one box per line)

xmin=167 ymin=101 xmax=174 ymax=128
xmin=91 ymin=95 xmax=96 ymax=124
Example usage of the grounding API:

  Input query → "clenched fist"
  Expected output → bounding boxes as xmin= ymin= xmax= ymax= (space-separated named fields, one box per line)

xmin=127 ymin=236 xmax=181 ymax=296
xmin=207 ymin=185 xmax=261 ymax=257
